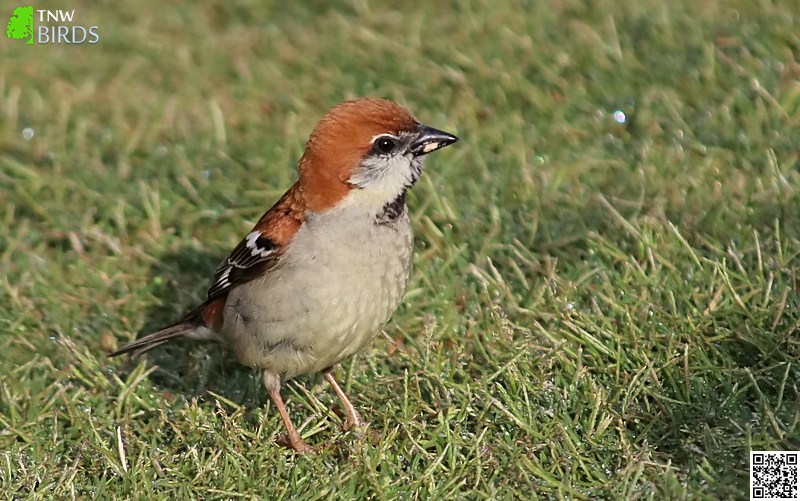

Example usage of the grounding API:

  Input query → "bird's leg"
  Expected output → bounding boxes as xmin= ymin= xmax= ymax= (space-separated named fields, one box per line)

xmin=263 ymin=371 xmax=314 ymax=453
xmin=323 ymin=370 xmax=364 ymax=429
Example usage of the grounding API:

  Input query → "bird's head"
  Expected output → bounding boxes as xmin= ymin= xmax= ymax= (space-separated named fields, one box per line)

xmin=297 ymin=98 xmax=458 ymax=212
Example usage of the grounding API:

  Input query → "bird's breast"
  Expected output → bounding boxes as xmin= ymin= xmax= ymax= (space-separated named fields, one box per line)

xmin=222 ymin=200 xmax=414 ymax=377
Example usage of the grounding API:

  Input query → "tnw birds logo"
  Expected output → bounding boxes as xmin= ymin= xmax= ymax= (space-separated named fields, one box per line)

xmin=6 ymin=5 xmax=34 ymax=45
xmin=5 ymin=5 xmax=99 ymax=45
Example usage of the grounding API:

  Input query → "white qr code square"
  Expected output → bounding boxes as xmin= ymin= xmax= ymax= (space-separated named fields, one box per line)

xmin=751 ymin=451 xmax=799 ymax=500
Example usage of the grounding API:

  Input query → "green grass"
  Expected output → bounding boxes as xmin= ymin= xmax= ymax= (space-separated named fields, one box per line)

xmin=2 ymin=0 xmax=800 ymax=498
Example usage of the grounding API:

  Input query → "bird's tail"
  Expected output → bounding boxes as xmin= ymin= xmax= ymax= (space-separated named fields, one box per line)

xmin=108 ymin=321 xmax=197 ymax=357
xmin=108 ymin=298 xmax=224 ymax=357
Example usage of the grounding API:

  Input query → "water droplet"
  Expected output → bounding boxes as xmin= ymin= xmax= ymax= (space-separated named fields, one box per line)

xmin=22 ymin=128 xmax=34 ymax=140
xmin=612 ymin=110 xmax=626 ymax=124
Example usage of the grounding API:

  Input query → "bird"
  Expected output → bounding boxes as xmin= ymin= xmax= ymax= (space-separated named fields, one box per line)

xmin=109 ymin=98 xmax=458 ymax=452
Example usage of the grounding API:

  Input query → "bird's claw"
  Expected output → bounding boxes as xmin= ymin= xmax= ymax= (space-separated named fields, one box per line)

xmin=276 ymin=433 xmax=317 ymax=454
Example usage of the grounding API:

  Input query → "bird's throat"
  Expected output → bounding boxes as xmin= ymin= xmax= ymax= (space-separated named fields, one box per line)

xmin=375 ymin=190 xmax=407 ymax=226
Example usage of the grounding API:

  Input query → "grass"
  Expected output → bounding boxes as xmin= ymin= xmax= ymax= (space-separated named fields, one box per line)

xmin=2 ymin=0 xmax=799 ymax=498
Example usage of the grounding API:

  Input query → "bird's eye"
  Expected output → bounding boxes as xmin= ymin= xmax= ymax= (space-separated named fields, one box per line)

xmin=374 ymin=136 xmax=397 ymax=154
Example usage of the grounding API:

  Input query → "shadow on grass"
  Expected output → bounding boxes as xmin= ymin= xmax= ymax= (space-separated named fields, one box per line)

xmin=123 ymin=245 xmax=265 ymax=408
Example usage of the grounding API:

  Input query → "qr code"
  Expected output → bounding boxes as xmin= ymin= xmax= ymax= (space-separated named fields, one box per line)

xmin=751 ymin=451 xmax=799 ymax=500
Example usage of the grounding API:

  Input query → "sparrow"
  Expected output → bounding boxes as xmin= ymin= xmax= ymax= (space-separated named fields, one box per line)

xmin=110 ymin=98 xmax=458 ymax=452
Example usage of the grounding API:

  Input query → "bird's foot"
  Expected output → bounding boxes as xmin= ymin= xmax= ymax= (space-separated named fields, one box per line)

xmin=344 ymin=408 xmax=364 ymax=431
xmin=276 ymin=433 xmax=317 ymax=454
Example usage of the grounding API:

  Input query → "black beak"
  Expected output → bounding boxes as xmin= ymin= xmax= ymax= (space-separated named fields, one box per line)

xmin=409 ymin=124 xmax=459 ymax=156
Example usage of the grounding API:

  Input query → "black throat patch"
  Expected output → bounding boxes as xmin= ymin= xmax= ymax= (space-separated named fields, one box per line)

xmin=376 ymin=191 xmax=407 ymax=225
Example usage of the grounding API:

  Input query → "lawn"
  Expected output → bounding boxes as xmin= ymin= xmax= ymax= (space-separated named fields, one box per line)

xmin=2 ymin=0 xmax=799 ymax=498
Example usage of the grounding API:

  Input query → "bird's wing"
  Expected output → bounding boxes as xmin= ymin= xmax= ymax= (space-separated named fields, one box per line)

xmin=206 ymin=183 xmax=304 ymax=301
xmin=207 ymin=230 xmax=279 ymax=299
